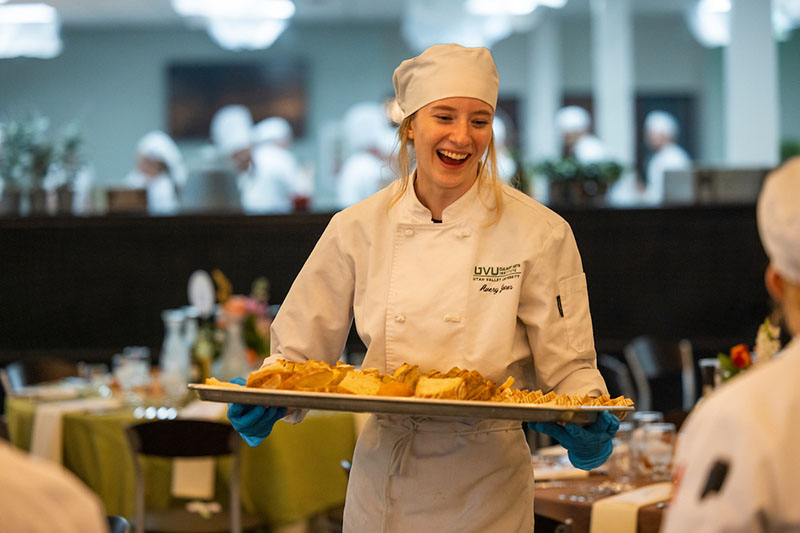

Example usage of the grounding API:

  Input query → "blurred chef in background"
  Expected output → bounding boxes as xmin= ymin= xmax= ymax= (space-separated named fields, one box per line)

xmin=493 ymin=113 xmax=522 ymax=190
xmin=210 ymin=104 xmax=254 ymax=175
xmin=336 ymin=101 xmax=395 ymax=208
xmin=123 ymin=130 xmax=186 ymax=215
xmin=555 ymin=105 xmax=607 ymax=164
xmin=641 ymin=110 xmax=691 ymax=205
xmin=242 ymin=117 xmax=299 ymax=214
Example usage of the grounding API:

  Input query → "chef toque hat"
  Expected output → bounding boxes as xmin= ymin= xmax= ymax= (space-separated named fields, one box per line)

xmin=341 ymin=101 xmax=389 ymax=155
xmin=210 ymin=105 xmax=253 ymax=155
xmin=136 ymin=130 xmax=187 ymax=187
xmin=644 ymin=110 xmax=679 ymax=138
xmin=555 ymin=106 xmax=591 ymax=134
xmin=252 ymin=117 xmax=293 ymax=146
xmin=757 ymin=157 xmax=800 ymax=285
xmin=392 ymin=43 xmax=499 ymax=119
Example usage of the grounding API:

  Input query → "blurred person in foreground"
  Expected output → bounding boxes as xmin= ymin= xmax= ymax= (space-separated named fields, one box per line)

xmin=123 ymin=130 xmax=186 ymax=215
xmin=227 ymin=43 xmax=616 ymax=532
xmin=336 ymin=101 xmax=395 ymax=208
xmin=0 ymin=439 xmax=108 ymax=532
xmin=641 ymin=110 xmax=690 ymax=206
xmin=662 ymin=157 xmax=800 ymax=532
xmin=555 ymin=105 xmax=607 ymax=164
xmin=242 ymin=117 xmax=299 ymax=214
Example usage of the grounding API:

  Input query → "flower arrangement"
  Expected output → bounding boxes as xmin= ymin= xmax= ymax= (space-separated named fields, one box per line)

xmin=717 ymin=318 xmax=781 ymax=381
xmin=211 ymin=269 xmax=272 ymax=366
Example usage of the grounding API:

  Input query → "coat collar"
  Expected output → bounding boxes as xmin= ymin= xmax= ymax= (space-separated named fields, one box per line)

xmin=396 ymin=171 xmax=493 ymax=224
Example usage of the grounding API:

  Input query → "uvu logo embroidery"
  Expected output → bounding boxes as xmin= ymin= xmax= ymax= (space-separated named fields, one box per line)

xmin=473 ymin=264 xmax=521 ymax=282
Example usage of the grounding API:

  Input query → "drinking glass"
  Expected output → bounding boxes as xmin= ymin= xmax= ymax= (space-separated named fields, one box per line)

xmin=699 ymin=358 xmax=722 ymax=397
xmin=605 ymin=421 xmax=636 ymax=491
xmin=640 ymin=422 xmax=677 ymax=481
xmin=630 ymin=411 xmax=665 ymax=480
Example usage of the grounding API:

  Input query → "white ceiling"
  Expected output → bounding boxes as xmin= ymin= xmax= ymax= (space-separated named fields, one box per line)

xmin=7 ymin=0 xmax=694 ymax=28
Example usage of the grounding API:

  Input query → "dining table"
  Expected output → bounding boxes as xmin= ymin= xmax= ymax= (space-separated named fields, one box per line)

xmin=5 ymin=391 xmax=357 ymax=529
xmin=534 ymin=474 xmax=669 ymax=533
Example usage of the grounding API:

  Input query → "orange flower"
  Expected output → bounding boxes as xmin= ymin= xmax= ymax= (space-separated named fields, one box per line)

xmin=223 ymin=295 xmax=249 ymax=319
xmin=730 ymin=344 xmax=751 ymax=369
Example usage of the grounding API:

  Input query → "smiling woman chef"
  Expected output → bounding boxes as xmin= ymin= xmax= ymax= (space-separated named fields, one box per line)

xmin=227 ymin=43 xmax=618 ymax=532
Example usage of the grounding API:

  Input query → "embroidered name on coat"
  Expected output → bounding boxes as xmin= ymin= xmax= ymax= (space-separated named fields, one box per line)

xmin=472 ymin=264 xmax=521 ymax=282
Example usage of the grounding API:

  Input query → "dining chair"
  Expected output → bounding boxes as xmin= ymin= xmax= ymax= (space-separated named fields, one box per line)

xmin=107 ymin=515 xmax=131 ymax=533
xmin=124 ymin=419 xmax=265 ymax=533
xmin=1 ymin=357 xmax=79 ymax=393
xmin=0 ymin=362 xmax=25 ymax=394
xmin=623 ymin=336 xmax=696 ymax=413
xmin=596 ymin=354 xmax=637 ymax=402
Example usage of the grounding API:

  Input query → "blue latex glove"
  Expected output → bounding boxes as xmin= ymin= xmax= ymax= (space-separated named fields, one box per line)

xmin=227 ymin=376 xmax=287 ymax=447
xmin=528 ymin=411 xmax=620 ymax=470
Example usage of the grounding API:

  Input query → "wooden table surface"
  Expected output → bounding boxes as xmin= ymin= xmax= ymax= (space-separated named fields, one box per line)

xmin=534 ymin=475 xmax=667 ymax=533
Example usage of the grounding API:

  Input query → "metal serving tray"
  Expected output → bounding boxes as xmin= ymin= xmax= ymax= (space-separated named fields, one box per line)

xmin=189 ymin=384 xmax=633 ymax=423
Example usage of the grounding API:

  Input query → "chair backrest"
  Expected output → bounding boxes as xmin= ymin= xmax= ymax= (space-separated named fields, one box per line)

xmin=0 ymin=362 xmax=25 ymax=394
xmin=125 ymin=419 xmax=243 ymax=533
xmin=597 ymin=354 xmax=637 ymax=403
xmin=23 ymin=356 xmax=79 ymax=384
xmin=623 ymin=336 xmax=696 ymax=412
xmin=1 ymin=357 xmax=80 ymax=394
xmin=107 ymin=515 xmax=131 ymax=533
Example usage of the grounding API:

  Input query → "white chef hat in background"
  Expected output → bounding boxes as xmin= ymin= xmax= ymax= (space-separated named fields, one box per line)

xmin=252 ymin=117 xmax=293 ymax=146
xmin=757 ymin=157 xmax=800 ymax=285
xmin=341 ymin=101 xmax=390 ymax=156
xmin=644 ymin=110 xmax=679 ymax=139
xmin=210 ymin=105 xmax=253 ymax=155
xmin=555 ymin=106 xmax=591 ymax=134
xmin=392 ymin=43 xmax=499 ymax=120
xmin=136 ymin=130 xmax=187 ymax=187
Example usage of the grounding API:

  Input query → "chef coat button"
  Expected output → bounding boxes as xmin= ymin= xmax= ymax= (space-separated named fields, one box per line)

xmin=458 ymin=230 xmax=471 ymax=238
xmin=394 ymin=315 xmax=406 ymax=323
xmin=404 ymin=229 xmax=414 ymax=237
xmin=444 ymin=314 xmax=462 ymax=323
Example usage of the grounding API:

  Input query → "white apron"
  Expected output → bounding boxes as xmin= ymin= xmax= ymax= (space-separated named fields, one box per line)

xmin=343 ymin=415 xmax=533 ymax=533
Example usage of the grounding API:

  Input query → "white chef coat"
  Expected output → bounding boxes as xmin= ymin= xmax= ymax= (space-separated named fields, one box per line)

xmin=642 ymin=142 xmax=690 ymax=205
xmin=240 ymin=143 xmax=298 ymax=214
xmin=662 ymin=337 xmax=800 ymax=533
xmin=123 ymin=169 xmax=179 ymax=215
xmin=267 ymin=176 xmax=607 ymax=532
xmin=337 ymin=151 xmax=388 ymax=208
xmin=0 ymin=440 xmax=107 ymax=533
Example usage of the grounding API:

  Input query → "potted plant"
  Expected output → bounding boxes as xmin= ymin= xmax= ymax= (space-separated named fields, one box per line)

xmin=0 ymin=114 xmax=53 ymax=216
xmin=532 ymin=157 xmax=624 ymax=207
xmin=52 ymin=122 xmax=86 ymax=214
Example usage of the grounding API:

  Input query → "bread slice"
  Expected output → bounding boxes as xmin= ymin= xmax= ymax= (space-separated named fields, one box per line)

xmin=336 ymin=371 xmax=383 ymax=396
xmin=415 ymin=376 xmax=466 ymax=400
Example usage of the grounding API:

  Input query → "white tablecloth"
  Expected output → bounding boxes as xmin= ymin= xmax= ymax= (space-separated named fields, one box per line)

xmin=30 ymin=397 xmax=123 ymax=463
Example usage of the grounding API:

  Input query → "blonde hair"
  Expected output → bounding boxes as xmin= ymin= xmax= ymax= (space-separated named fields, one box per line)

xmin=389 ymin=114 xmax=504 ymax=223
